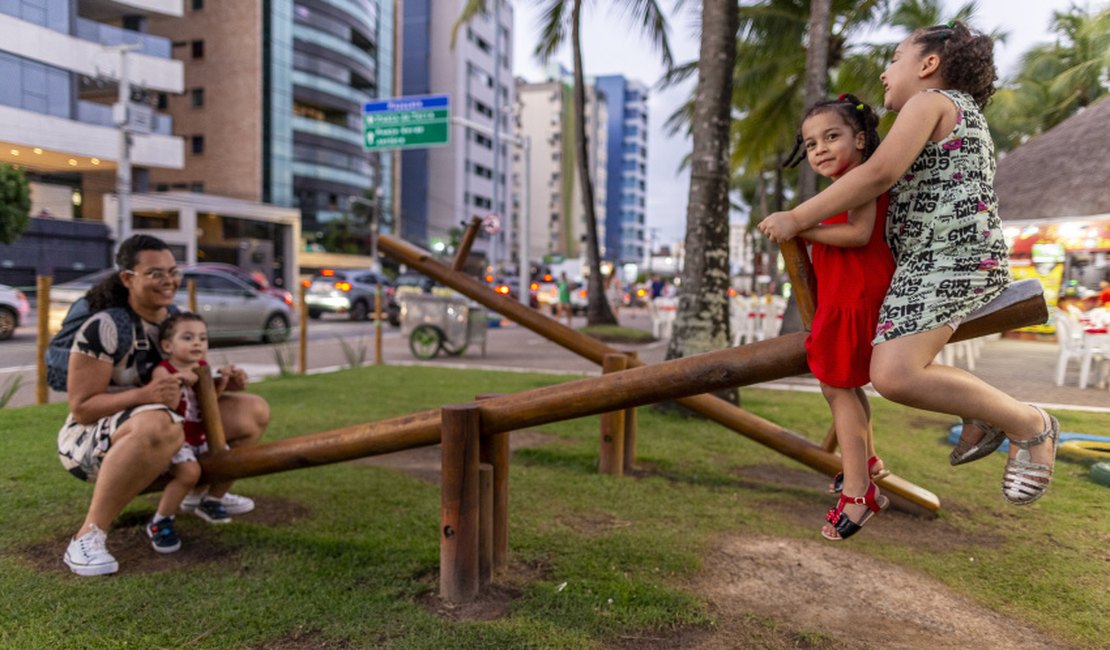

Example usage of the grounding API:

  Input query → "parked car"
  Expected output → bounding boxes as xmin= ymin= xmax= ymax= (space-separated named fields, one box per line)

xmin=180 ymin=267 xmax=292 ymax=342
xmin=304 ymin=269 xmax=400 ymax=326
xmin=48 ymin=267 xmax=292 ymax=343
xmin=491 ymin=277 xmax=539 ymax=309
xmin=394 ymin=271 xmax=436 ymax=296
xmin=0 ymin=283 xmax=30 ymax=340
xmin=189 ymin=262 xmax=294 ymax=307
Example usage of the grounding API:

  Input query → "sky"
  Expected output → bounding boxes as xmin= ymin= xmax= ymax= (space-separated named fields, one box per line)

xmin=510 ymin=0 xmax=1095 ymax=248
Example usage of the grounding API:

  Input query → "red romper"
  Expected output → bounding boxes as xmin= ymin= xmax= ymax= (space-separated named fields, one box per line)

xmin=804 ymin=192 xmax=894 ymax=388
xmin=157 ymin=359 xmax=208 ymax=447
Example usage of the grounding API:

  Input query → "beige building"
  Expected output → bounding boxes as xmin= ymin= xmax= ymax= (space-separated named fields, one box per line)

xmin=513 ymin=75 xmax=607 ymax=264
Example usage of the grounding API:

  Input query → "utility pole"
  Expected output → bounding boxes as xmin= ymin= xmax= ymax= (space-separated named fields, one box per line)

xmin=108 ymin=43 xmax=141 ymax=244
xmin=451 ymin=116 xmax=530 ymax=307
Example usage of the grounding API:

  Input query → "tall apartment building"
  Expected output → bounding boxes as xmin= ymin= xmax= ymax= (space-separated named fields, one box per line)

xmin=514 ymin=73 xmax=607 ymax=266
xmin=145 ymin=0 xmax=396 ymax=239
xmin=0 ymin=0 xmax=183 ymax=225
xmin=596 ymin=75 xmax=648 ymax=266
xmin=400 ymin=0 xmax=513 ymax=262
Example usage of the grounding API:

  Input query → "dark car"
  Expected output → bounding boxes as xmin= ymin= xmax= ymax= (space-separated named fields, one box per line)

xmin=304 ymin=269 xmax=400 ymax=326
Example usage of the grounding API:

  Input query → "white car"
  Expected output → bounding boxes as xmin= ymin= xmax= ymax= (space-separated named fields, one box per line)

xmin=0 ymin=283 xmax=30 ymax=340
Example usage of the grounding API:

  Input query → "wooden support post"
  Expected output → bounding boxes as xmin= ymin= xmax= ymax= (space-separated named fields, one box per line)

xmin=478 ymin=463 xmax=493 ymax=588
xmin=374 ymin=284 xmax=383 ymax=365
xmin=195 ymin=365 xmax=227 ymax=452
xmin=821 ymin=423 xmax=838 ymax=453
xmin=779 ymin=239 xmax=817 ymax=331
xmin=440 ymin=403 xmax=481 ymax=603
xmin=599 ymin=353 xmax=627 ymax=476
xmin=194 ymin=365 xmax=227 ymax=453
xmin=298 ymin=283 xmax=308 ymax=375
xmin=453 ymin=216 xmax=483 ymax=272
xmin=35 ymin=275 xmax=51 ymax=404
xmin=187 ymin=277 xmax=197 ymax=314
xmin=476 ymin=394 xmax=509 ymax=575
xmin=623 ymin=351 xmax=638 ymax=472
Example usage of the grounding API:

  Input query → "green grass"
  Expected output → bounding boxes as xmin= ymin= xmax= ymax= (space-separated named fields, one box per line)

xmin=578 ymin=324 xmax=656 ymax=343
xmin=1 ymin=365 xmax=1106 ymax=648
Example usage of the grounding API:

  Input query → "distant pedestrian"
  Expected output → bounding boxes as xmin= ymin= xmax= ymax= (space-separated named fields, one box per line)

xmin=556 ymin=272 xmax=572 ymax=327
xmin=650 ymin=274 xmax=664 ymax=300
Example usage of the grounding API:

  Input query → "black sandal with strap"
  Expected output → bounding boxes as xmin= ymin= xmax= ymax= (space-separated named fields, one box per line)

xmin=821 ymin=481 xmax=889 ymax=541
xmin=828 ymin=455 xmax=890 ymax=494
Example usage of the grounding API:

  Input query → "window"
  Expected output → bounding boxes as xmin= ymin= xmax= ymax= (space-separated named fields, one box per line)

xmin=190 ymin=182 xmax=204 ymax=193
xmin=191 ymin=40 xmax=204 ymax=59
xmin=473 ymin=132 xmax=493 ymax=149
xmin=157 ymin=93 xmax=168 ymax=109
xmin=192 ymin=0 xmax=204 ymax=10
xmin=190 ymin=88 xmax=204 ymax=108
xmin=155 ymin=183 xmax=169 ymax=192
xmin=191 ymin=135 xmax=205 ymax=154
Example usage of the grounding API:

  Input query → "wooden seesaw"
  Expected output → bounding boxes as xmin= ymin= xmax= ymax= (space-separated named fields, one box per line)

xmin=188 ymin=228 xmax=1046 ymax=602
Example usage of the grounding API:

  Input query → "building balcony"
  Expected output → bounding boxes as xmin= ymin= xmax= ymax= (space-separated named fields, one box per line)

xmin=76 ymin=99 xmax=173 ymax=135
xmin=75 ymin=17 xmax=171 ymax=57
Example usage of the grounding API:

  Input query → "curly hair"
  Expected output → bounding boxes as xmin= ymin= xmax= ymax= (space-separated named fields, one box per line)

xmin=913 ymin=21 xmax=997 ymax=109
xmin=158 ymin=311 xmax=206 ymax=344
xmin=785 ymin=93 xmax=881 ymax=169
xmin=86 ymin=234 xmax=172 ymax=311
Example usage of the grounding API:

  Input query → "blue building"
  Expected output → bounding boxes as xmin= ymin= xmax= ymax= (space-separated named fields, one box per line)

xmin=596 ymin=75 xmax=648 ymax=266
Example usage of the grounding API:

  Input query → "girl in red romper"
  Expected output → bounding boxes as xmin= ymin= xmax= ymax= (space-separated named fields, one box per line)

xmin=789 ymin=94 xmax=894 ymax=540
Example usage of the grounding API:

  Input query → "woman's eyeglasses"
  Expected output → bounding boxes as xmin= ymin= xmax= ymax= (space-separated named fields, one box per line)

xmin=125 ymin=268 xmax=183 ymax=282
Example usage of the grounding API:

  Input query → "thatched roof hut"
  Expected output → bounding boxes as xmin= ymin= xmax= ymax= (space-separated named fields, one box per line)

xmin=996 ymin=96 xmax=1110 ymax=221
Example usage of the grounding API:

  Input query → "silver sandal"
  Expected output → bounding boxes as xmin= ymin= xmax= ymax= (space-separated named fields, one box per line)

xmin=1001 ymin=406 xmax=1060 ymax=505
xmin=950 ymin=418 xmax=1007 ymax=466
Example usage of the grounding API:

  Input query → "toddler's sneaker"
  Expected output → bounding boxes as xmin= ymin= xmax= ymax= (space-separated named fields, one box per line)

xmin=64 ymin=525 xmax=119 ymax=576
xmin=213 ymin=492 xmax=255 ymax=515
xmin=194 ymin=498 xmax=232 ymax=524
xmin=146 ymin=517 xmax=182 ymax=554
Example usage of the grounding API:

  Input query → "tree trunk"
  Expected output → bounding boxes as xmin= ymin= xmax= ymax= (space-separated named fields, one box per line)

xmin=571 ymin=0 xmax=616 ymax=326
xmin=798 ymin=0 xmax=831 ymax=202
xmin=664 ymin=0 xmax=738 ymax=405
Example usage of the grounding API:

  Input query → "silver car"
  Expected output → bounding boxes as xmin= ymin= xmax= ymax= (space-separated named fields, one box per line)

xmin=48 ymin=267 xmax=292 ymax=343
xmin=0 ymin=283 xmax=30 ymax=340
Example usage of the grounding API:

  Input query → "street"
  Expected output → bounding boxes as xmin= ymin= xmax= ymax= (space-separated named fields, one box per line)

xmin=2 ymin=306 xmax=1107 ymax=412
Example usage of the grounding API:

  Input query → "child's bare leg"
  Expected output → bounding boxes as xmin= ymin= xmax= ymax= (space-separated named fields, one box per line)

xmin=157 ymin=461 xmax=201 ymax=517
xmin=852 ymin=387 xmax=878 ymax=461
xmin=821 ymin=384 xmax=873 ymax=535
xmin=870 ymin=327 xmax=1052 ymax=469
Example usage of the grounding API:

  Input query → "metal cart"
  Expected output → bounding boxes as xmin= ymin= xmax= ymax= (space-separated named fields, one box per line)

xmin=400 ymin=293 xmax=488 ymax=359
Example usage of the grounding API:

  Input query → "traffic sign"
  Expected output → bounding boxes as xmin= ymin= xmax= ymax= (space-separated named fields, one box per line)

xmin=482 ymin=213 xmax=501 ymax=235
xmin=363 ymin=94 xmax=451 ymax=151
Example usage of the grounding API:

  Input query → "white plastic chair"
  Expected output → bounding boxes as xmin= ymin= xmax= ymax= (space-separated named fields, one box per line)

xmin=1078 ymin=329 xmax=1109 ymax=390
xmin=1053 ymin=310 xmax=1085 ymax=386
xmin=651 ymin=297 xmax=677 ymax=339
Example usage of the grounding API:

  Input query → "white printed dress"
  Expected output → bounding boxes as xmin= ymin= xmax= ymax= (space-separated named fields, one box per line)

xmin=873 ymin=89 xmax=1010 ymax=344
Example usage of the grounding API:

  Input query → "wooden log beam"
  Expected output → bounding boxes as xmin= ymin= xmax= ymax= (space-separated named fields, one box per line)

xmin=452 ymin=216 xmax=483 ymax=272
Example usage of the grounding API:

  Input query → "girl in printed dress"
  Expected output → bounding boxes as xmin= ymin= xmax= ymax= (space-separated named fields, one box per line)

xmin=787 ymin=94 xmax=894 ymax=539
xmin=759 ymin=22 xmax=1059 ymax=506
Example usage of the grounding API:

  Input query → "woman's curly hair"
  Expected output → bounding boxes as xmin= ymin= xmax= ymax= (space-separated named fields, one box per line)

xmin=86 ymin=234 xmax=172 ymax=311
xmin=913 ymin=21 xmax=997 ymax=109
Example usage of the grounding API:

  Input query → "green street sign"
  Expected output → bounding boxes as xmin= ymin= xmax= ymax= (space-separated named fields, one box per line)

xmin=363 ymin=95 xmax=450 ymax=152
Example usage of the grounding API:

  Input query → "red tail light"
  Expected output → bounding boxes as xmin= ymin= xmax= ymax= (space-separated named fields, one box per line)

xmin=496 ymin=285 xmax=510 ymax=295
xmin=529 ymin=282 xmax=539 ymax=291
xmin=578 ymin=289 xmax=587 ymax=298
xmin=301 ymin=280 xmax=311 ymax=288
xmin=485 ymin=274 xmax=494 ymax=283
xmin=283 ymin=295 xmax=293 ymax=306
xmin=385 ymin=287 xmax=395 ymax=297
xmin=543 ymin=274 xmax=552 ymax=282
xmin=335 ymin=281 xmax=352 ymax=291
xmin=321 ymin=269 xmax=335 ymax=277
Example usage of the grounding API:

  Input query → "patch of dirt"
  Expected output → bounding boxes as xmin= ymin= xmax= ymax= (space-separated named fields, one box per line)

xmin=680 ymin=535 xmax=1069 ymax=650
xmin=357 ymin=430 xmax=560 ymax=484
xmin=417 ymin=556 xmax=553 ymax=622
xmin=21 ymin=495 xmax=310 ymax=576
xmin=556 ymin=511 xmax=634 ymax=536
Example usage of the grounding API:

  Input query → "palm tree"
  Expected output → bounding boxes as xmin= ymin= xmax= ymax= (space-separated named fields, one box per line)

xmin=663 ymin=0 xmax=738 ymax=401
xmin=988 ymin=5 xmax=1109 ymax=150
xmin=456 ymin=0 xmax=673 ymax=326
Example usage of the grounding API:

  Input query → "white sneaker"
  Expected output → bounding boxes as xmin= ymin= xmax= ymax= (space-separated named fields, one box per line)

xmin=213 ymin=492 xmax=255 ymax=515
xmin=179 ymin=491 xmax=205 ymax=513
xmin=64 ymin=525 xmax=118 ymax=576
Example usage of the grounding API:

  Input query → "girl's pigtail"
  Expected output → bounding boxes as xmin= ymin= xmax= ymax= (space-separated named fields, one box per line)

xmin=784 ymin=133 xmax=806 ymax=169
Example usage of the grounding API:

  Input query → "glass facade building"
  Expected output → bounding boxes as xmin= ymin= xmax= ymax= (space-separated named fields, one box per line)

xmin=596 ymin=75 xmax=648 ymax=265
